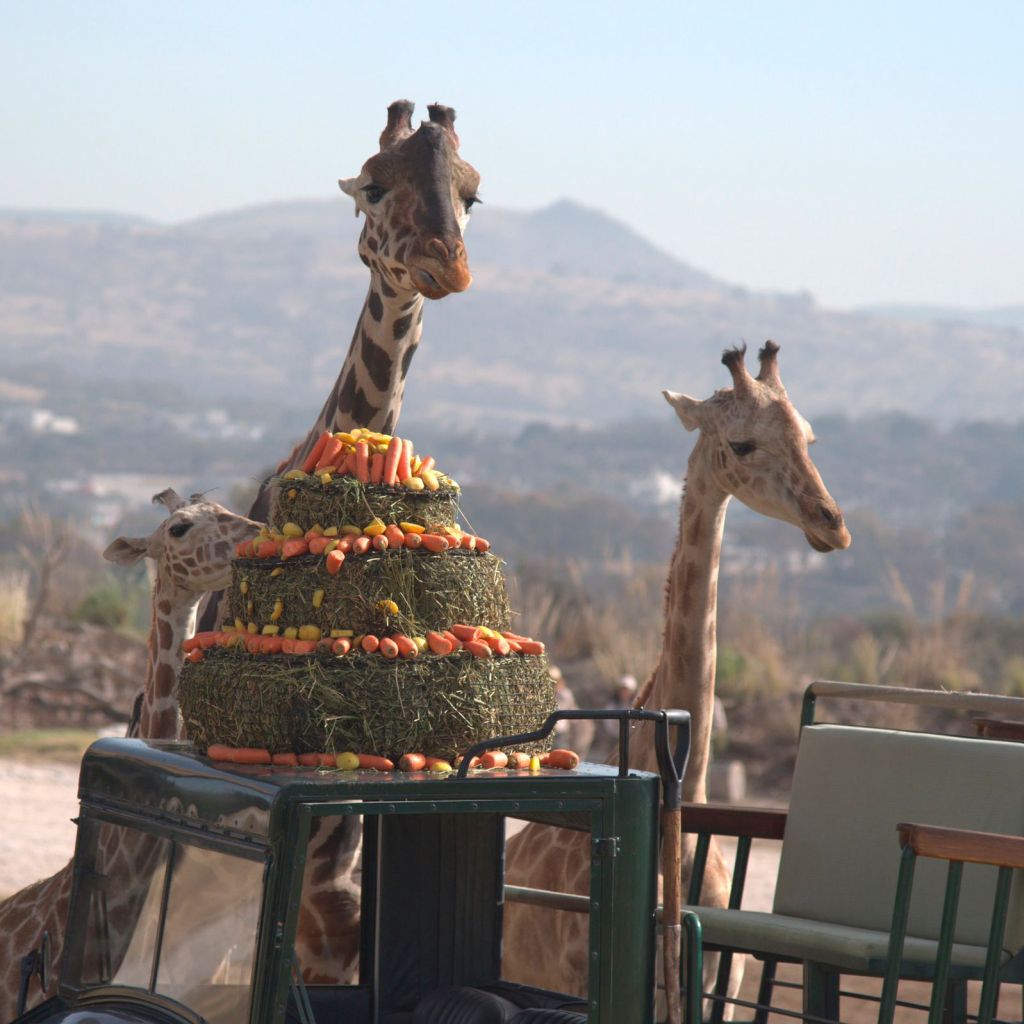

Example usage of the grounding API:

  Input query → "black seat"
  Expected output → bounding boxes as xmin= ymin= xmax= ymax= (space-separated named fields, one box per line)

xmin=509 ymin=1011 xmax=587 ymax=1023
xmin=413 ymin=986 xmax=519 ymax=1024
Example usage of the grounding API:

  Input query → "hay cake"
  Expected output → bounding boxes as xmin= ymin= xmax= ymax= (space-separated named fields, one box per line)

xmin=179 ymin=429 xmax=554 ymax=761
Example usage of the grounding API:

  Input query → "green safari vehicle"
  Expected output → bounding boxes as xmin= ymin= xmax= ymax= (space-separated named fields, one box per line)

xmin=10 ymin=710 xmax=692 ymax=1024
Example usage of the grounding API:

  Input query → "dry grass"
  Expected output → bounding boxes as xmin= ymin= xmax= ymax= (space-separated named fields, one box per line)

xmin=0 ymin=570 xmax=28 ymax=649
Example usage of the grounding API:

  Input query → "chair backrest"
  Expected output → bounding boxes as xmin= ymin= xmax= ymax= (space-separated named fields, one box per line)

xmin=773 ymin=724 xmax=1024 ymax=952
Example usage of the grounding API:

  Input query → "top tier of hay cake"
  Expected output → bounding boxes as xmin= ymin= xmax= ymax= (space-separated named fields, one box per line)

xmin=178 ymin=429 xmax=554 ymax=760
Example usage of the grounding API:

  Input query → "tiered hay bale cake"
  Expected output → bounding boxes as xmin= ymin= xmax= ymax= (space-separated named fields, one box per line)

xmin=179 ymin=429 xmax=554 ymax=761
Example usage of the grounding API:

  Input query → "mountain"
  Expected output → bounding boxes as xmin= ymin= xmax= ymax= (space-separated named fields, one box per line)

xmin=1 ymin=198 xmax=1022 ymax=435
xmin=861 ymin=304 xmax=1024 ymax=334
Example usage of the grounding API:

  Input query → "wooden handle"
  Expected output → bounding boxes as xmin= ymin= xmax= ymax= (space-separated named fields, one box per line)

xmin=663 ymin=806 xmax=683 ymax=1024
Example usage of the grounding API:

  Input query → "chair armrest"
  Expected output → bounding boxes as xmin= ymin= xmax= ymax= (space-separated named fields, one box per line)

xmin=973 ymin=716 xmax=1024 ymax=743
xmin=681 ymin=802 xmax=787 ymax=840
xmin=897 ymin=822 xmax=1024 ymax=869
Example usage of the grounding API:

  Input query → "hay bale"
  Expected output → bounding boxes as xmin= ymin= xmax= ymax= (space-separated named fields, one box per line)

xmin=179 ymin=648 xmax=555 ymax=760
xmin=271 ymin=475 xmax=457 ymax=532
xmin=228 ymin=548 xmax=510 ymax=637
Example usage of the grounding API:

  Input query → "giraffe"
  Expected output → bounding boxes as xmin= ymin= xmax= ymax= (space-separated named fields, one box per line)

xmin=194 ymin=99 xmax=482 ymax=983
xmin=0 ymin=491 xmax=259 ymax=1020
xmin=248 ymin=97 xmax=480 ymax=525
xmin=502 ymin=342 xmax=851 ymax=997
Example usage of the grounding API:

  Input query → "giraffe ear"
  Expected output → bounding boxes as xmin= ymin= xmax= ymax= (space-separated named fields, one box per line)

xmin=338 ymin=178 xmax=361 ymax=218
xmin=103 ymin=535 xmax=151 ymax=566
xmin=662 ymin=390 xmax=702 ymax=432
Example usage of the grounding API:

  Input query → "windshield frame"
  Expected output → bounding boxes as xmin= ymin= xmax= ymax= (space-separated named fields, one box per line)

xmin=62 ymin=805 xmax=271 ymax=1023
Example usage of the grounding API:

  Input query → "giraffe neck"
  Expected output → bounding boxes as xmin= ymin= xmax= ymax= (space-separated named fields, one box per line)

xmin=636 ymin=451 xmax=729 ymax=800
xmin=138 ymin=583 xmax=197 ymax=740
xmin=293 ymin=274 xmax=425 ymax=466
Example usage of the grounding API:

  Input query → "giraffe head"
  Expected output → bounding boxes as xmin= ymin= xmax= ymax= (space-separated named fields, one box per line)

xmin=663 ymin=342 xmax=852 ymax=553
xmin=102 ymin=489 xmax=261 ymax=592
xmin=339 ymin=99 xmax=480 ymax=300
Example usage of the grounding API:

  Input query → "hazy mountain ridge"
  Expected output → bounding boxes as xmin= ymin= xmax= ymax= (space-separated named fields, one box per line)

xmin=1 ymin=198 xmax=1021 ymax=429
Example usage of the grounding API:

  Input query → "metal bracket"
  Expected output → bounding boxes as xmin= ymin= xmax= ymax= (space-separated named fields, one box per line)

xmin=592 ymin=836 xmax=620 ymax=859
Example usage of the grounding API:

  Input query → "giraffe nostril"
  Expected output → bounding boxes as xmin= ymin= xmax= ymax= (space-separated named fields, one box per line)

xmin=820 ymin=505 xmax=841 ymax=529
xmin=427 ymin=237 xmax=463 ymax=262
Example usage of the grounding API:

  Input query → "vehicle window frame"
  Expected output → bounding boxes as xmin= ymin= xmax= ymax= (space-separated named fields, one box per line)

xmin=62 ymin=805 xmax=270 ymax=1021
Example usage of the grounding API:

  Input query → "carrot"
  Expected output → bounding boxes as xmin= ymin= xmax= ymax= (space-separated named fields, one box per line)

xmin=518 ymin=640 xmax=546 ymax=655
xmin=397 ymin=438 xmax=413 ymax=482
xmin=459 ymin=534 xmax=478 ymax=550
xmin=186 ymin=648 xmax=204 ymax=663
xmin=293 ymin=639 xmax=317 ymax=654
xmin=257 ymin=539 xmax=280 ymax=559
xmin=207 ymin=744 xmax=234 ymax=761
xmin=508 ymin=752 xmax=531 ymax=769
xmin=354 ymin=441 xmax=370 ymax=483
xmin=442 ymin=630 xmax=462 ymax=650
xmin=272 ymin=752 xmax=299 ymax=767
xmin=453 ymin=754 xmax=481 ymax=769
xmin=475 ymin=537 xmax=491 ymax=553
xmin=358 ymin=753 xmax=395 ymax=771
xmin=308 ymin=535 xmax=331 ymax=555
xmin=337 ymin=535 xmax=355 ymax=554
xmin=480 ymin=751 xmax=508 ymax=769
xmin=426 ymin=630 xmax=454 ymax=655
xmin=317 ymin=753 xmax=337 ymax=767
xmin=183 ymin=635 xmax=201 ymax=653
xmin=501 ymin=630 xmax=532 ymax=642
xmin=281 ymin=538 xmax=309 ymax=559
xmin=379 ymin=636 xmax=399 ymax=659
xmin=361 ymin=634 xmax=380 ymax=653
xmin=353 ymin=536 xmax=372 ymax=556
xmin=545 ymin=749 xmax=581 ymax=770
xmin=464 ymin=639 xmax=491 ymax=658
xmin=451 ymin=624 xmax=481 ymax=642
xmin=393 ymin=634 xmax=418 ymax=658
xmin=335 ymin=451 xmax=351 ymax=476
xmin=301 ymin=430 xmax=332 ymax=474
xmin=297 ymin=753 xmax=321 ymax=767
xmin=404 ymin=531 xmax=422 ymax=549
xmin=398 ymin=752 xmax=427 ymax=771
xmin=371 ymin=534 xmax=389 ymax=551
xmin=383 ymin=435 xmax=402 ymax=485
xmin=263 ymin=636 xmax=286 ymax=654
xmin=490 ymin=636 xmax=512 ymax=655
xmin=384 ymin=524 xmax=406 ymax=548
xmin=504 ymin=638 xmax=523 ymax=653
xmin=424 ymin=756 xmax=452 ymax=769
xmin=315 ymin=435 xmax=344 ymax=472
xmin=235 ymin=541 xmax=248 ymax=558
xmin=370 ymin=452 xmax=385 ymax=484
xmin=421 ymin=533 xmax=449 ymax=553
xmin=332 ymin=637 xmax=352 ymax=655
xmin=418 ymin=455 xmax=436 ymax=475
xmin=231 ymin=747 xmax=273 ymax=765
xmin=326 ymin=549 xmax=346 ymax=575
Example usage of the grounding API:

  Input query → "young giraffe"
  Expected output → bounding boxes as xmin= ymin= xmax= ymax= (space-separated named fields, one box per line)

xmin=0 ymin=491 xmax=259 ymax=1020
xmin=502 ymin=343 xmax=851 ymax=997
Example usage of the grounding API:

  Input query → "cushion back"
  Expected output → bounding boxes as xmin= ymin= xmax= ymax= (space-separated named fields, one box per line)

xmin=773 ymin=725 xmax=1024 ymax=951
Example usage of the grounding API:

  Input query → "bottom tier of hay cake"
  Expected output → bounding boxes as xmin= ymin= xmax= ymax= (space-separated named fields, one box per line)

xmin=178 ymin=430 xmax=554 ymax=760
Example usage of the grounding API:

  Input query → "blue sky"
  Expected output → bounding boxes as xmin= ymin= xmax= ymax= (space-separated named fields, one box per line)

xmin=2 ymin=1 xmax=1021 ymax=308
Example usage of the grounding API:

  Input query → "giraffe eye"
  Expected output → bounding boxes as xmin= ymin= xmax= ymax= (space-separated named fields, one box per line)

xmin=168 ymin=522 xmax=193 ymax=538
xmin=464 ymin=194 xmax=481 ymax=212
xmin=729 ymin=440 xmax=756 ymax=457
xmin=362 ymin=184 xmax=387 ymax=205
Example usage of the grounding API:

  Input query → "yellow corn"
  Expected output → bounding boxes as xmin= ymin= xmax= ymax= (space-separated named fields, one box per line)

xmin=298 ymin=624 xmax=322 ymax=642
xmin=261 ymin=624 xmax=280 ymax=636
xmin=234 ymin=617 xmax=245 ymax=632
xmin=284 ymin=627 xmax=299 ymax=640
xmin=413 ymin=636 xmax=427 ymax=653
xmin=335 ymin=432 xmax=356 ymax=444
xmin=363 ymin=518 xmax=386 ymax=538
xmin=312 ymin=589 xmax=325 ymax=609
xmin=340 ymin=524 xmax=362 ymax=536
xmin=420 ymin=469 xmax=440 ymax=491
xmin=270 ymin=567 xmax=284 ymax=577
xmin=283 ymin=469 xmax=308 ymax=480
xmin=375 ymin=443 xmax=389 ymax=455
xmin=330 ymin=628 xmax=355 ymax=638
xmin=222 ymin=623 xmax=237 ymax=633
xmin=400 ymin=522 xmax=425 ymax=534
xmin=404 ymin=476 xmax=425 ymax=492
xmin=308 ymin=523 xmax=324 ymax=536
xmin=411 ymin=456 xmax=422 ymax=473
xmin=246 ymin=601 xmax=254 ymax=616
xmin=323 ymin=526 xmax=339 ymax=537
xmin=287 ymin=488 xmax=298 ymax=500
xmin=376 ymin=599 xmax=399 ymax=616
xmin=282 ymin=522 xmax=304 ymax=538
xmin=247 ymin=621 xmax=258 ymax=634
xmin=270 ymin=599 xmax=284 ymax=622
xmin=239 ymin=579 xmax=249 ymax=594
xmin=319 ymin=472 xmax=332 ymax=484
xmin=529 ymin=755 xmax=541 ymax=772
xmin=323 ymin=539 xmax=339 ymax=554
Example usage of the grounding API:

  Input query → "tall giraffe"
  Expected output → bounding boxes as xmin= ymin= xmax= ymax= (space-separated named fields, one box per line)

xmin=0 ymin=492 xmax=259 ymax=1019
xmin=502 ymin=342 xmax=851 ymax=995
xmin=252 ymin=98 xmax=480 ymax=522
